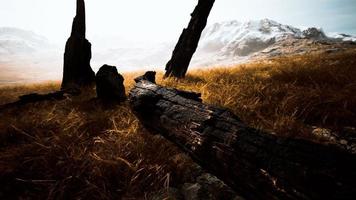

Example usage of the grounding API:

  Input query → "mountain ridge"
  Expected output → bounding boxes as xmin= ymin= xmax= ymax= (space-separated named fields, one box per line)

xmin=192 ymin=19 xmax=356 ymax=66
xmin=0 ymin=27 xmax=52 ymax=55
xmin=199 ymin=19 xmax=355 ymax=55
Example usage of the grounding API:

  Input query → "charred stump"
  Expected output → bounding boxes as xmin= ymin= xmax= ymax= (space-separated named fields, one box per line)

xmin=129 ymin=72 xmax=356 ymax=200
xmin=95 ymin=65 xmax=126 ymax=102
xmin=164 ymin=0 xmax=215 ymax=78
xmin=61 ymin=0 xmax=95 ymax=90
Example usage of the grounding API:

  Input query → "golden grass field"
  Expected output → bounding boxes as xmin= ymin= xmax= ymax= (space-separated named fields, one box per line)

xmin=0 ymin=49 xmax=356 ymax=199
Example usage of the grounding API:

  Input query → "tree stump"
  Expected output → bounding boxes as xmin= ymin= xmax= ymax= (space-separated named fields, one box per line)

xmin=95 ymin=65 xmax=126 ymax=102
xmin=61 ymin=0 xmax=95 ymax=89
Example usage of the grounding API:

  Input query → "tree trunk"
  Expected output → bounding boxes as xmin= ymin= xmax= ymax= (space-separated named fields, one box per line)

xmin=61 ymin=0 xmax=95 ymax=90
xmin=129 ymin=72 xmax=356 ymax=200
xmin=164 ymin=0 xmax=215 ymax=78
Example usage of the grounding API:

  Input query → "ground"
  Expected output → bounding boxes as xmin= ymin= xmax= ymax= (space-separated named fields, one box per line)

xmin=0 ymin=49 xmax=356 ymax=199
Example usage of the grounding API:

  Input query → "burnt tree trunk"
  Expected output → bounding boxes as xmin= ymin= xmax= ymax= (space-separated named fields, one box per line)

xmin=61 ymin=0 xmax=95 ymax=90
xmin=164 ymin=0 xmax=215 ymax=78
xmin=129 ymin=73 xmax=356 ymax=200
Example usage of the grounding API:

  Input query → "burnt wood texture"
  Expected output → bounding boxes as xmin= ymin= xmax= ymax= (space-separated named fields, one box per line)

xmin=165 ymin=0 xmax=215 ymax=78
xmin=129 ymin=73 xmax=356 ymax=200
xmin=61 ymin=0 xmax=95 ymax=89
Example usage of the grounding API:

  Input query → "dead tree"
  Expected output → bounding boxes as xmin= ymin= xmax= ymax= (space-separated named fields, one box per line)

xmin=129 ymin=72 xmax=356 ymax=200
xmin=165 ymin=0 xmax=215 ymax=78
xmin=61 ymin=0 xmax=95 ymax=89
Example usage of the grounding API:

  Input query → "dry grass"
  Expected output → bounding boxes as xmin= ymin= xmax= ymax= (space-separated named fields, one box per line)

xmin=163 ymin=49 xmax=356 ymax=138
xmin=0 ymin=49 xmax=356 ymax=199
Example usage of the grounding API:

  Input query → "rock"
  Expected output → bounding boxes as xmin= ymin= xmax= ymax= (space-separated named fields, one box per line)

xmin=302 ymin=27 xmax=327 ymax=40
xmin=167 ymin=153 xmax=245 ymax=200
xmin=312 ymin=127 xmax=336 ymax=142
xmin=151 ymin=187 xmax=183 ymax=200
xmin=343 ymin=127 xmax=356 ymax=141
xmin=181 ymin=183 xmax=201 ymax=200
xmin=340 ymin=139 xmax=348 ymax=145
xmin=341 ymin=127 xmax=356 ymax=153
xmin=180 ymin=173 xmax=239 ymax=200
xmin=311 ymin=127 xmax=356 ymax=154
xmin=230 ymin=38 xmax=276 ymax=56
xmin=196 ymin=173 xmax=237 ymax=199
xmin=95 ymin=65 xmax=126 ymax=102
xmin=61 ymin=0 xmax=95 ymax=89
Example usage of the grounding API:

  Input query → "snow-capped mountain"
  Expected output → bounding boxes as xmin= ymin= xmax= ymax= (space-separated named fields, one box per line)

xmin=0 ymin=27 xmax=52 ymax=55
xmin=327 ymin=33 xmax=356 ymax=42
xmin=191 ymin=19 xmax=356 ymax=66
xmin=199 ymin=19 xmax=303 ymax=55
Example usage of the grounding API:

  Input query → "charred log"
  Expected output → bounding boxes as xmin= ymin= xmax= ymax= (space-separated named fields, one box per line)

xmin=61 ymin=0 xmax=95 ymax=89
xmin=164 ymin=0 xmax=215 ymax=78
xmin=0 ymin=89 xmax=80 ymax=110
xmin=134 ymin=71 xmax=157 ymax=84
xmin=129 ymin=72 xmax=356 ymax=200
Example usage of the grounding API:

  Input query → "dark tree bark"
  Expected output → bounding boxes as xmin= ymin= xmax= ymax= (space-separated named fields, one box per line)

xmin=129 ymin=73 xmax=356 ymax=200
xmin=61 ymin=0 xmax=95 ymax=90
xmin=164 ymin=0 xmax=215 ymax=78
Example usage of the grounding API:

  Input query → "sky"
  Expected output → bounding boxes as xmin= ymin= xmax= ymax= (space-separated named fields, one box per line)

xmin=0 ymin=0 xmax=356 ymax=44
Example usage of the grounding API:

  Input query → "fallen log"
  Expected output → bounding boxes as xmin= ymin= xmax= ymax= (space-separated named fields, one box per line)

xmin=129 ymin=72 xmax=356 ymax=200
xmin=0 ymin=89 xmax=80 ymax=110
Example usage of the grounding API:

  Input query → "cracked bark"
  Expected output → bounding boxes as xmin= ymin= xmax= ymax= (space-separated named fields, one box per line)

xmin=129 ymin=72 xmax=356 ymax=200
xmin=165 ymin=0 xmax=215 ymax=78
xmin=61 ymin=0 xmax=95 ymax=89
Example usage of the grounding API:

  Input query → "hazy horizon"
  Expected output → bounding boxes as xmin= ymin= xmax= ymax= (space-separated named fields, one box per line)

xmin=1 ymin=0 xmax=356 ymax=84
xmin=0 ymin=0 xmax=355 ymax=45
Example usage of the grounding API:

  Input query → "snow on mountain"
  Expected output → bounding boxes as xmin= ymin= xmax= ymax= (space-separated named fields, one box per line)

xmin=199 ymin=19 xmax=302 ymax=54
xmin=197 ymin=19 xmax=326 ymax=56
xmin=327 ymin=33 xmax=356 ymax=42
xmin=0 ymin=27 xmax=52 ymax=55
xmin=192 ymin=19 xmax=356 ymax=66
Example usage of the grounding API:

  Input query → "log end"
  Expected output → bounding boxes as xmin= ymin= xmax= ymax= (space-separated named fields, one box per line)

xmin=134 ymin=71 xmax=156 ymax=83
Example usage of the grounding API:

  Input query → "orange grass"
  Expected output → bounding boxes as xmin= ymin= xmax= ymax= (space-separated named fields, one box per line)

xmin=0 ymin=49 xmax=356 ymax=199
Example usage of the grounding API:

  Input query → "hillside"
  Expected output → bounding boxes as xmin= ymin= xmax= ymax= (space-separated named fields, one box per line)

xmin=0 ymin=27 xmax=51 ymax=56
xmin=1 ymin=50 xmax=355 ymax=199
xmin=0 ymin=28 xmax=61 ymax=84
